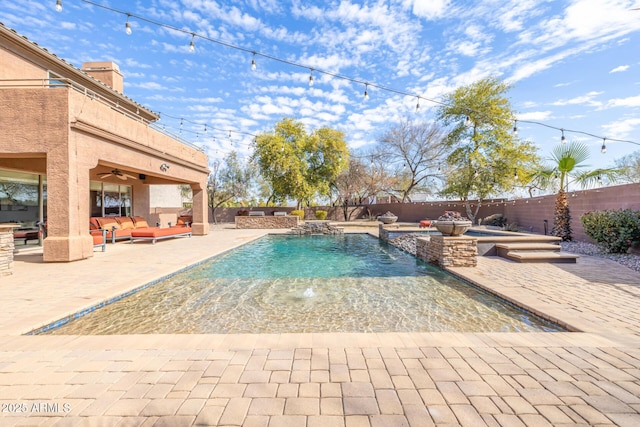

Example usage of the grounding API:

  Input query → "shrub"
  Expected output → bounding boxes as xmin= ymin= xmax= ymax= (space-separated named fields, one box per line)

xmin=581 ymin=209 xmax=640 ymax=253
xmin=315 ymin=210 xmax=328 ymax=220
xmin=291 ymin=209 xmax=305 ymax=220
xmin=481 ymin=213 xmax=507 ymax=227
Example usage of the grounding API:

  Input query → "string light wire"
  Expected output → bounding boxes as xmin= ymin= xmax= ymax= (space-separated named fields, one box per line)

xmin=62 ymin=0 xmax=639 ymax=149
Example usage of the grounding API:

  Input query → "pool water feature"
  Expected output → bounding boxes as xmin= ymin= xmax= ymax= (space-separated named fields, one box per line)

xmin=43 ymin=234 xmax=563 ymax=334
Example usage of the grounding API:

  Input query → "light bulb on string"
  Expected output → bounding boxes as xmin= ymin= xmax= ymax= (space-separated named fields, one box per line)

xmin=251 ymin=53 xmax=257 ymax=71
xmin=364 ymin=84 xmax=369 ymax=101
xmin=125 ymin=15 xmax=132 ymax=35
xmin=189 ymin=33 xmax=195 ymax=52
xmin=561 ymin=129 xmax=566 ymax=144
xmin=55 ymin=0 xmax=62 ymax=12
xmin=601 ymin=138 xmax=607 ymax=153
xmin=513 ymin=120 xmax=518 ymax=135
xmin=308 ymin=69 xmax=314 ymax=87
xmin=415 ymin=97 xmax=420 ymax=112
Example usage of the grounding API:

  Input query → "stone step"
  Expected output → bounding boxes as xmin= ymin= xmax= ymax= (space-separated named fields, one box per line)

xmin=495 ymin=243 xmax=561 ymax=258
xmin=503 ymin=250 xmax=579 ymax=263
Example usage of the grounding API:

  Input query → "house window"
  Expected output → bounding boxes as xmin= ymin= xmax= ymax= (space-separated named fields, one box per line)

xmin=0 ymin=169 xmax=47 ymax=229
xmin=90 ymin=182 xmax=131 ymax=217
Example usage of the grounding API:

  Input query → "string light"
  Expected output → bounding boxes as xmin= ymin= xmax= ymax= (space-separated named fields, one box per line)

xmin=251 ymin=53 xmax=257 ymax=71
xmin=189 ymin=33 xmax=195 ymax=52
xmin=561 ymin=129 xmax=566 ymax=143
xmin=308 ymin=69 xmax=314 ymax=87
xmin=416 ymin=96 xmax=420 ymax=112
xmin=601 ymin=138 xmax=607 ymax=153
xmin=364 ymin=84 xmax=369 ymax=101
xmin=125 ymin=14 xmax=132 ymax=35
xmin=55 ymin=0 xmax=62 ymax=12
xmin=513 ymin=120 xmax=518 ymax=135
xmin=67 ymin=0 xmax=639 ymax=152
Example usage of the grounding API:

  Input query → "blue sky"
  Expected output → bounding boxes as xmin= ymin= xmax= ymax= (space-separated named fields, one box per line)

xmin=1 ymin=0 xmax=639 ymax=170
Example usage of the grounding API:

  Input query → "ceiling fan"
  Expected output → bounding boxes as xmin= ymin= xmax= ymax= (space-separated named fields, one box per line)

xmin=97 ymin=169 xmax=138 ymax=181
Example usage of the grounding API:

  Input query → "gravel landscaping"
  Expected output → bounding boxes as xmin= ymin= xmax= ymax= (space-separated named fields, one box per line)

xmin=561 ymin=241 xmax=640 ymax=273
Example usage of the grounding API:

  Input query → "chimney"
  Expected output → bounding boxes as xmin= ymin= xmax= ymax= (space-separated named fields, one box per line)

xmin=81 ymin=61 xmax=124 ymax=93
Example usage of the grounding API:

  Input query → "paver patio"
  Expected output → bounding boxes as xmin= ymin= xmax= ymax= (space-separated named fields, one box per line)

xmin=1 ymin=225 xmax=639 ymax=426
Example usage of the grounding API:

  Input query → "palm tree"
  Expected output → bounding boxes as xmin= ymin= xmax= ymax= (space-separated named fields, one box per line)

xmin=532 ymin=142 xmax=621 ymax=240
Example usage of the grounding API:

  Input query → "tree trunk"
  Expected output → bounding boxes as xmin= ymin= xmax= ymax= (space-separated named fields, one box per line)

xmin=551 ymin=189 xmax=572 ymax=241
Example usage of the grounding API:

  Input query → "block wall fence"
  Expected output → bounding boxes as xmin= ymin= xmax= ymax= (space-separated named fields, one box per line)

xmin=153 ymin=182 xmax=639 ymax=243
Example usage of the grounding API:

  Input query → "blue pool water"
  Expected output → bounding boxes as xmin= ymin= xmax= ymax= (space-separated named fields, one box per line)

xmin=44 ymin=234 xmax=564 ymax=334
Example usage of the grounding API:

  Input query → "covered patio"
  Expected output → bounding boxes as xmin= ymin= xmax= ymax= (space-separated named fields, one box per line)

xmin=0 ymin=23 xmax=209 ymax=262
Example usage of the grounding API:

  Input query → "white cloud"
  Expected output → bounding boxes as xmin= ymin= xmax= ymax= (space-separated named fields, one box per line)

xmin=610 ymin=65 xmax=629 ymax=73
xmin=517 ymin=111 xmax=553 ymax=121
xmin=552 ymin=91 xmax=604 ymax=107
xmin=601 ymin=117 xmax=640 ymax=139
xmin=404 ymin=0 xmax=450 ymax=20
xmin=605 ymin=94 xmax=640 ymax=108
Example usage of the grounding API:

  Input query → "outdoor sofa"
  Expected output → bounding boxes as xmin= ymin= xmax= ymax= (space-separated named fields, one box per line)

xmin=130 ymin=217 xmax=192 ymax=244
xmin=90 ymin=216 xmax=153 ymax=244
xmin=90 ymin=215 xmax=192 ymax=245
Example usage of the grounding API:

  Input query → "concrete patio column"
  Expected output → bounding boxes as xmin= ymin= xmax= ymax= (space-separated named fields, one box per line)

xmin=43 ymin=152 xmax=93 ymax=262
xmin=190 ymin=182 xmax=209 ymax=235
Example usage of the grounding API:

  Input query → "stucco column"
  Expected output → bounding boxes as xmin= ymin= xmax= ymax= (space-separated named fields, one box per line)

xmin=132 ymin=181 xmax=151 ymax=218
xmin=190 ymin=182 xmax=209 ymax=235
xmin=43 ymin=154 xmax=93 ymax=262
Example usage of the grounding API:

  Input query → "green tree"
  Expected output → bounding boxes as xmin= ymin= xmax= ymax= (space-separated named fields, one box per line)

xmin=436 ymin=77 xmax=540 ymax=222
xmin=531 ymin=142 xmax=621 ymax=241
xmin=207 ymin=151 xmax=252 ymax=224
xmin=377 ymin=120 xmax=449 ymax=202
xmin=253 ymin=118 xmax=349 ymax=207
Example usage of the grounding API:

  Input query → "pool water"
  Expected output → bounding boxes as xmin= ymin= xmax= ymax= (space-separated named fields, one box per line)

xmin=44 ymin=234 xmax=563 ymax=334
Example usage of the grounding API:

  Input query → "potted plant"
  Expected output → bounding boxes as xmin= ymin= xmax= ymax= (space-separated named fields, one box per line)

xmin=378 ymin=211 xmax=398 ymax=224
xmin=435 ymin=211 xmax=472 ymax=236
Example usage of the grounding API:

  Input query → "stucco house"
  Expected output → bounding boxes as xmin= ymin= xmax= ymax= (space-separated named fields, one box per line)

xmin=0 ymin=23 xmax=209 ymax=262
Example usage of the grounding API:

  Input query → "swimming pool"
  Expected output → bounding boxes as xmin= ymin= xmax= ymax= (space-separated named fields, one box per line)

xmin=42 ymin=234 xmax=563 ymax=334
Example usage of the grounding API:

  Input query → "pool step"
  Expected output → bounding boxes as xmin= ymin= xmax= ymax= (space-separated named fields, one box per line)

xmin=496 ymin=243 xmax=579 ymax=263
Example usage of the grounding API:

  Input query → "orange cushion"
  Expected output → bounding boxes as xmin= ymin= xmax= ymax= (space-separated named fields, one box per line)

xmin=131 ymin=216 xmax=149 ymax=228
xmin=90 ymin=231 xmax=105 ymax=245
xmin=117 ymin=217 xmax=135 ymax=230
xmin=90 ymin=218 xmax=100 ymax=230
xmin=96 ymin=217 xmax=119 ymax=230
xmin=131 ymin=227 xmax=189 ymax=238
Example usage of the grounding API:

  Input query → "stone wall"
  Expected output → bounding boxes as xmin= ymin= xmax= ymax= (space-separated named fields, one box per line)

xmin=416 ymin=236 xmax=477 ymax=268
xmin=0 ymin=225 xmax=16 ymax=276
xmin=235 ymin=215 xmax=299 ymax=229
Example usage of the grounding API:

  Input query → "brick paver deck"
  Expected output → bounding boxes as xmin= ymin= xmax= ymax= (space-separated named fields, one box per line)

xmin=1 ymin=225 xmax=639 ymax=426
